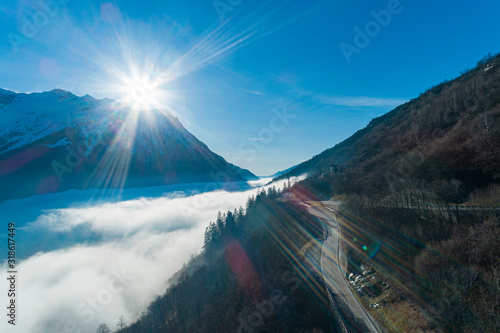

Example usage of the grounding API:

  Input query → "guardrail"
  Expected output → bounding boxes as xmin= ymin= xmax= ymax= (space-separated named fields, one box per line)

xmin=324 ymin=281 xmax=351 ymax=333
xmin=319 ymin=218 xmax=351 ymax=333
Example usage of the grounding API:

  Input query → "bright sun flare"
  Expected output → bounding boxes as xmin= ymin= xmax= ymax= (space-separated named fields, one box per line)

xmin=121 ymin=74 xmax=165 ymax=111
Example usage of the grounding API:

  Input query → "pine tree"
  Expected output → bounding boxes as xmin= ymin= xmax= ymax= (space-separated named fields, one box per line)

xmin=204 ymin=222 xmax=217 ymax=249
xmin=204 ymin=226 xmax=211 ymax=248
xmin=216 ymin=211 xmax=225 ymax=240
xmin=225 ymin=210 xmax=236 ymax=236
xmin=116 ymin=315 xmax=126 ymax=331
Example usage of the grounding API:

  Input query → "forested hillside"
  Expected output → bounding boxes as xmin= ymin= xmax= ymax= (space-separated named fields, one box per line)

xmin=284 ymin=54 xmax=500 ymax=332
xmin=120 ymin=186 xmax=330 ymax=333
xmin=112 ymin=54 xmax=500 ymax=333
xmin=280 ymin=53 xmax=500 ymax=203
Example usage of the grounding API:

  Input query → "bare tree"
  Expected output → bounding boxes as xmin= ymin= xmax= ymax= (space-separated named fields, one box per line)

xmin=96 ymin=323 xmax=111 ymax=333
xmin=116 ymin=315 xmax=127 ymax=331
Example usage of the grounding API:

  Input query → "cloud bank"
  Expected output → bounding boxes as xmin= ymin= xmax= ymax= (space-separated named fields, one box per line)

xmin=1 ymin=179 xmax=285 ymax=333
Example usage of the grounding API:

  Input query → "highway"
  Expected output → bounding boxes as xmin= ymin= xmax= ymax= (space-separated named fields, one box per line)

xmin=307 ymin=201 xmax=381 ymax=333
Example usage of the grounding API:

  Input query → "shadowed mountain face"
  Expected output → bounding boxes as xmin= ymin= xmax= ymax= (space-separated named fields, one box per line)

xmin=278 ymin=54 xmax=500 ymax=199
xmin=0 ymin=89 xmax=257 ymax=201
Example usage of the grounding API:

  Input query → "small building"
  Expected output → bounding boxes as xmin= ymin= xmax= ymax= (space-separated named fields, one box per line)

xmin=330 ymin=164 xmax=343 ymax=174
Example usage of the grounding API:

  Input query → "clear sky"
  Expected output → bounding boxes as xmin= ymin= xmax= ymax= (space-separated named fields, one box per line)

xmin=1 ymin=0 xmax=499 ymax=176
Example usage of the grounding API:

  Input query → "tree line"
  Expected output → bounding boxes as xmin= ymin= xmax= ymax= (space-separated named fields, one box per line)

xmin=118 ymin=184 xmax=330 ymax=332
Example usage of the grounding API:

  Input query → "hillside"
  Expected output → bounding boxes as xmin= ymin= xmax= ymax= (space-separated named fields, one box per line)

xmin=279 ymin=54 xmax=500 ymax=332
xmin=120 ymin=187 xmax=330 ymax=333
xmin=279 ymin=54 xmax=500 ymax=202
xmin=0 ymin=89 xmax=257 ymax=201
xmin=94 ymin=54 xmax=500 ymax=333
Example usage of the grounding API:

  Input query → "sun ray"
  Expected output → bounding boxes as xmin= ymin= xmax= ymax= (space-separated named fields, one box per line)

xmin=60 ymin=1 xmax=330 ymax=196
xmin=86 ymin=106 xmax=139 ymax=198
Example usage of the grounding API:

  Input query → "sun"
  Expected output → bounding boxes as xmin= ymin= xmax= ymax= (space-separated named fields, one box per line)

xmin=121 ymin=74 xmax=165 ymax=111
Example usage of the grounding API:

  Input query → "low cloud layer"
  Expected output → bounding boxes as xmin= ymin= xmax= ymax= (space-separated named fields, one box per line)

xmin=1 ymin=179 xmax=284 ymax=333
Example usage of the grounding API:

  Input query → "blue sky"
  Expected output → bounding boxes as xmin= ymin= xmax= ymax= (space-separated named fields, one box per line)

xmin=1 ymin=0 xmax=499 ymax=176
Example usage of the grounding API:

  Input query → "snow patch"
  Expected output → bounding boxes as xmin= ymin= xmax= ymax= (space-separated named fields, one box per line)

xmin=44 ymin=137 xmax=71 ymax=148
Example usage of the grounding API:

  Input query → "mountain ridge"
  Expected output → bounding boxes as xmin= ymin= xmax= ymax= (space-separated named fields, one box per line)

xmin=0 ymin=88 xmax=258 ymax=201
xmin=277 ymin=53 xmax=500 ymax=200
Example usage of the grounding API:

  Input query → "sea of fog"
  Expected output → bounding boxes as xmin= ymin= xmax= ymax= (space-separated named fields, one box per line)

xmin=0 ymin=178 xmax=287 ymax=333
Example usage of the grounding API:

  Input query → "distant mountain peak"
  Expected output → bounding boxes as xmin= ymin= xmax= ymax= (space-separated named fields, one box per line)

xmin=49 ymin=88 xmax=71 ymax=94
xmin=0 ymin=88 xmax=16 ymax=95
xmin=0 ymin=88 xmax=258 ymax=200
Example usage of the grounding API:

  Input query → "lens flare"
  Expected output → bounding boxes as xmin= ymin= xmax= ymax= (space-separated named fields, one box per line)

xmin=120 ymin=74 xmax=166 ymax=111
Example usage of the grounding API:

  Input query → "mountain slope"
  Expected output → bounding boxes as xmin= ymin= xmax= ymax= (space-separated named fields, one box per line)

xmin=271 ymin=164 xmax=299 ymax=178
xmin=0 ymin=89 xmax=257 ymax=201
xmin=276 ymin=54 xmax=500 ymax=332
xmin=278 ymin=54 xmax=500 ymax=200
xmin=121 ymin=188 xmax=329 ymax=333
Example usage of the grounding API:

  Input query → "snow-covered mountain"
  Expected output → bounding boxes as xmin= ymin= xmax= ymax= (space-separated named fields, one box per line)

xmin=0 ymin=88 xmax=257 ymax=201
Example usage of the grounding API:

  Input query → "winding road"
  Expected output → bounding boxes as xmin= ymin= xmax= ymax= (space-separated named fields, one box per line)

xmin=307 ymin=201 xmax=381 ymax=333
